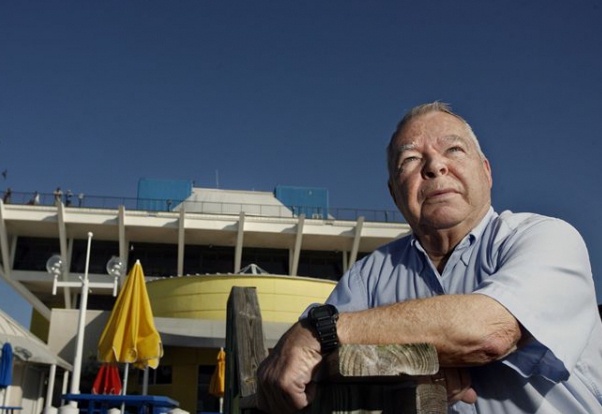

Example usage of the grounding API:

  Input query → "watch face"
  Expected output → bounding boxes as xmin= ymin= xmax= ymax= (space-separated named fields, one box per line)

xmin=311 ymin=306 xmax=333 ymax=319
xmin=310 ymin=304 xmax=338 ymax=321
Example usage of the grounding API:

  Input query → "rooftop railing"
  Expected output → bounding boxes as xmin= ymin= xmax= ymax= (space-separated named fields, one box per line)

xmin=2 ymin=190 xmax=406 ymax=223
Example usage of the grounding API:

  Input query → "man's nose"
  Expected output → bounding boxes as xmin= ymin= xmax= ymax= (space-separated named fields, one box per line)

xmin=422 ymin=154 xmax=448 ymax=179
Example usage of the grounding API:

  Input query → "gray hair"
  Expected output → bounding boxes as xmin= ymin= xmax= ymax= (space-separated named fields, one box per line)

xmin=386 ymin=102 xmax=485 ymax=176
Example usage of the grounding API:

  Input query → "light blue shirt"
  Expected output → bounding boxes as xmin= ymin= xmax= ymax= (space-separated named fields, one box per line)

xmin=326 ymin=208 xmax=602 ymax=413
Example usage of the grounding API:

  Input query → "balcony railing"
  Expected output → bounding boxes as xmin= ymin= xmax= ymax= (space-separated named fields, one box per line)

xmin=2 ymin=190 xmax=406 ymax=223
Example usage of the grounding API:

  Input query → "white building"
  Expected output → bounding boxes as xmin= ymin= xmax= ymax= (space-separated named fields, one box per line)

xmin=0 ymin=181 xmax=410 ymax=413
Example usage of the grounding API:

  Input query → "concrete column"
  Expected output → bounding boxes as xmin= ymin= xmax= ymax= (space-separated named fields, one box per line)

xmin=177 ymin=207 xmax=186 ymax=276
xmin=234 ymin=212 xmax=245 ymax=273
xmin=57 ymin=202 xmax=72 ymax=308
xmin=290 ymin=214 xmax=305 ymax=276
xmin=348 ymin=216 xmax=364 ymax=268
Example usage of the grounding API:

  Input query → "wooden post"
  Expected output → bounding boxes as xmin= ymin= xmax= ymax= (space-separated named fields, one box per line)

xmin=225 ymin=287 xmax=446 ymax=414
xmin=225 ymin=286 xmax=269 ymax=414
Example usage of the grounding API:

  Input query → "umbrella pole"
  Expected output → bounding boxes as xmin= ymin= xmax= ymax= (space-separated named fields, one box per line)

xmin=3 ymin=385 xmax=10 ymax=409
xmin=120 ymin=363 xmax=129 ymax=413
xmin=142 ymin=367 xmax=149 ymax=395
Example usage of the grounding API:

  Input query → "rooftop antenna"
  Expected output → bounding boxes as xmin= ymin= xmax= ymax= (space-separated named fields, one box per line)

xmin=215 ymin=169 xmax=219 ymax=188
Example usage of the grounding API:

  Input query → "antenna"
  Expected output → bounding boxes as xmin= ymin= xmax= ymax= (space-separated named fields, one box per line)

xmin=215 ymin=170 xmax=219 ymax=188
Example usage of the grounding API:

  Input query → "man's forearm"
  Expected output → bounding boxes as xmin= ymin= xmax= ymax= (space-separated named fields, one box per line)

xmin=336 ymin=293 xmax=521 ymax=366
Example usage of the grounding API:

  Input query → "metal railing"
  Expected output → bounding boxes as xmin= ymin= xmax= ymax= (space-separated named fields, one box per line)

xmin=2 ymin=190 xmax=406 ymax=223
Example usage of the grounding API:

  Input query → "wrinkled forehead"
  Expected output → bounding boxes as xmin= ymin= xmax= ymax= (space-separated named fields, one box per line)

xmin=396 ymin=134 xmax=467 ymax=154
xmin=395 ymin=111 xmax=470 ymax=145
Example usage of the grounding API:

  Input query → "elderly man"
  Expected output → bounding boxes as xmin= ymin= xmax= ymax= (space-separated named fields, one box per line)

xmin=257 ymin=102 xmax=602 ymax=413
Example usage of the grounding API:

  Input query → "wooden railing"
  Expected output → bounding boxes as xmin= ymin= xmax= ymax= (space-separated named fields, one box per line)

xmin=225 ymin=286 xmax=446 ymax=414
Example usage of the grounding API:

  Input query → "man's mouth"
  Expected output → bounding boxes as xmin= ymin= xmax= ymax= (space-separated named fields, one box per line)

xmin=423 ymin=188 xmax=457 ymax=202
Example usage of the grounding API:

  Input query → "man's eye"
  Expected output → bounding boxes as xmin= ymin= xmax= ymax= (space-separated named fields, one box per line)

xmin=402 ymin=156 xmax=420 ymax=164
xmin=448 ymin=146 xmax=463 ymax=153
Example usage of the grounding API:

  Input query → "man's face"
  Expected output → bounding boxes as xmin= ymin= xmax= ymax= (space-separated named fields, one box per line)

xmin=388 ymin=111 xmax=493 ymax=234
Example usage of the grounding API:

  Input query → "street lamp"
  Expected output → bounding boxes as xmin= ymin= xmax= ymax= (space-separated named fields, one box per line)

xmin=45 ymin=232 xmax=123 ymax=414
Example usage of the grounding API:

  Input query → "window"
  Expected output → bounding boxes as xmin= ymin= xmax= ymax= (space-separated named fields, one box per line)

xmin=71 ymin=239 xmax=119 ymax=274
xmin=183 ymin=245 xmax=235 ymax=275
xmin=137 ymin=365 xmax=172 ymax=385
xmin=297 ymin=250 xmax=344 ymax=280
xmin=197 ymin=365 xmax=220 ymax=413
xmin=14 ymin=237 xmax=60 ymax=271
xmin=128 ymin=242 xmax=178 ymax=277
xmin=241 ymin=248 xmax=289 ymax=275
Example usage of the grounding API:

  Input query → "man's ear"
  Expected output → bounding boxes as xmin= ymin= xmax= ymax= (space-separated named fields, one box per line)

xmin=388 ymin=178 xmax=397 ymax=203
xmin=483 ymin=158 xmax=493 ymax=188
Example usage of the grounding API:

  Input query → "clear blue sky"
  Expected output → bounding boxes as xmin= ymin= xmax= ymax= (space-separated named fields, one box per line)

xmin=1 ymin=1 xmax=601 ymax=327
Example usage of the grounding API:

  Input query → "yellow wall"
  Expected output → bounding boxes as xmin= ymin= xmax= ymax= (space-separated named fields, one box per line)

xmin=30 ymin=308 xmax=50 ymax=342
xmin=127 ymin=346 xmax=222 ymax=413
xmin=147 ymin=275 xmax=337 ymax=323
xmin=142 ymin=275 xmax=337 ymax=413
xmin=31 ymin=296 xmax=66 ymax=341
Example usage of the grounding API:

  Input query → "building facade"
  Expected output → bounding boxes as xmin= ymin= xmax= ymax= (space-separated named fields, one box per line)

xmin=0 ymin=182 xmax=410 ymax=413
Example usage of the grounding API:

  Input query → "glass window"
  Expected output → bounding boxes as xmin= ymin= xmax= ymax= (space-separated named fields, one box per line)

xmin=241 ymin=247 xmax=289 ymax=275
xmin=197 ymin=365 xmax=220 ymax=413
xmin=137 ymin=365 xmax=172 ymax=385
xmin=71 ymin=239 xmax=119 ymax=274
xmin=183 ymin=245 xmax=235 ymax=275
xmin=297 ymin=250 xmax=344 ymax=281
xmin=14 ymin=237 xmax=61 ymax=271
xmin=127 ymin=242 xmax=178 ymax=277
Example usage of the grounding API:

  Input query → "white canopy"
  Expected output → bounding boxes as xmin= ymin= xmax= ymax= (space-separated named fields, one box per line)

xmin=0 ymin=308 xmax=72 ymax=371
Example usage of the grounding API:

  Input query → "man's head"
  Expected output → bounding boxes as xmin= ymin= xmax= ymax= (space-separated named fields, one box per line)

xmin=387 ymin=102 xmax=493 ymax=238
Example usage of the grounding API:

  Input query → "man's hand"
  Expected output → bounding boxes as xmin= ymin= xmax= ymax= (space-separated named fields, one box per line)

xmin=423 ymin=368 xmax=477 ymax=405
xmin=257 ymin=321 xmax=323 ymax=414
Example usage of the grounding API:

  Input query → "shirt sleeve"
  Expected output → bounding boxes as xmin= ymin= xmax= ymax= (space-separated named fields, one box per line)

xmin=324 ymin=258 xmax=370 ymax=313
xmin=474 ymin=215 xmax=596 ymax=382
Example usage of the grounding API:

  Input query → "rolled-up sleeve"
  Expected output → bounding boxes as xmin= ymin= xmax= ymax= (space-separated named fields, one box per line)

xmin=325 ymin=260 xmax=370 ymax=313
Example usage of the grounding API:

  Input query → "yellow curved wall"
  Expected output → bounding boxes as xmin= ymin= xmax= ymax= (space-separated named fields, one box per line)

xmin=147 ymin=274 xmax=337 ymax=323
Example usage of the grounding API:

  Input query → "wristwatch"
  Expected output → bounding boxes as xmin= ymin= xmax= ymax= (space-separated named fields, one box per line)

xmin=308 ymin=304 xmax=340 ymax=353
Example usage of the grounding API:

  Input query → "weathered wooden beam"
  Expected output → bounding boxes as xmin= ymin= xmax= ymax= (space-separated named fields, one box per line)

xmin=297 ymin=343 xmax=446 ymax=414
xmin=335 ymin=343 xmax=439 ymax=377
xmin=225 ymin=286 xmax=269 ymax=414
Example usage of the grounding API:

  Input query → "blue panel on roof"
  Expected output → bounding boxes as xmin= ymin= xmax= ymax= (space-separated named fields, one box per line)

xmin=137 ymin=179 xmax=193 ymax=211
xmin=274 ymin=185 xmax=329 ymax=219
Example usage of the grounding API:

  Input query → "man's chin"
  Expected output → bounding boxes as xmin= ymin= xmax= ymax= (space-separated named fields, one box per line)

xmin=422 ymin=218 xmax=462 ymax=231
xmin=419 ymin=210 xmax=465 ymax=230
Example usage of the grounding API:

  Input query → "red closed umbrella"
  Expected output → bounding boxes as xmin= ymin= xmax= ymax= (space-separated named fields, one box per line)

xmin=92 ymin=364 xmax=122 ymax=395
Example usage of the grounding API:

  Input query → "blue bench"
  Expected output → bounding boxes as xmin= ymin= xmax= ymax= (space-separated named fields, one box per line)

xmin=63 ymin=394 xmax=178 ymax=414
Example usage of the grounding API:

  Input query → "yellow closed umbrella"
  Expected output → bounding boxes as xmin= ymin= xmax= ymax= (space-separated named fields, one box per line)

xmin=209 ymin=348 xmax=226 ymax=397
xmin=98 ymin=260 xmax=162 ymax=394
xmin=209 ymin=348 xmax=226 ymax=413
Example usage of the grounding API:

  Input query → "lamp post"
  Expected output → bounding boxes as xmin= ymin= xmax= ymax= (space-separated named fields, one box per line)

xmin=45 ymin=232 xmax=123 ymax=414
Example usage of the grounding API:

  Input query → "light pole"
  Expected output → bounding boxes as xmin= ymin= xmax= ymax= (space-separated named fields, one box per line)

xmin=45 ymin=232 xmax=124 ymax=414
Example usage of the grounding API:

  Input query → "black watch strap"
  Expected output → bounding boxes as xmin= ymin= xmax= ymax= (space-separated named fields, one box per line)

xmin=308 ymin=304 xmax=339 ymax=353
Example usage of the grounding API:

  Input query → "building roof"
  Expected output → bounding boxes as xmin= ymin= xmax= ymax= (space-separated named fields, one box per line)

xmin=178 ymin=187 xmax=294 ymax=217
xmin=0 ymin=308 xmax=72 ymax=370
